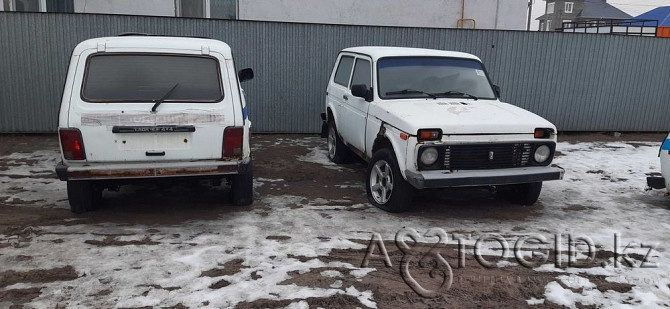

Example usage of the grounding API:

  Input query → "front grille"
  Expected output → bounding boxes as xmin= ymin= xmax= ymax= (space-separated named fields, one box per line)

xmin=443 ymin=143 xmax=533 ymax=170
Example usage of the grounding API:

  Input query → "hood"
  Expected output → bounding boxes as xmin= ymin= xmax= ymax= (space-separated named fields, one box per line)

xmin=370 ymin=99 xmax=555 ymax=135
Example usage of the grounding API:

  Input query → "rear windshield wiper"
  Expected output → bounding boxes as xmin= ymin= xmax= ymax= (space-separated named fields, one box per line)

xmin=151 ymin=83 xmax=180 ymax=112
xmin=435 ymin=90 xmax=478 ymax=101
xmin=385 ymin=89 xmax=437 ymax=99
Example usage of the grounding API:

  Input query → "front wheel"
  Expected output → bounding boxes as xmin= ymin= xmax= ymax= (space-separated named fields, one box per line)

xmin=366 ymin=148 xmax=414 ymax=213
xmin=496 ymin=182 xmax=542 ymax=205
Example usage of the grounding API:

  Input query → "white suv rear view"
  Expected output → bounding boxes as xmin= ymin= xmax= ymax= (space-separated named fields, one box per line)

xmin=56 ymin=35 xmax=254 ymax=213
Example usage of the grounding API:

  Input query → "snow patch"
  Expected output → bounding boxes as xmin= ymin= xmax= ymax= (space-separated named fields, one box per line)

xmin=297 ymin=147 xmax=347 ymax=171
xmin=320 ymin=270 xmax=343 ymax=278
xmin=526 ymin=297 xmax=545 ymax=305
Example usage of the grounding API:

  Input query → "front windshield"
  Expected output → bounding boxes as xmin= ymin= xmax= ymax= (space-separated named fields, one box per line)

xmin=377 ymin=57 xmax=497 ymax=100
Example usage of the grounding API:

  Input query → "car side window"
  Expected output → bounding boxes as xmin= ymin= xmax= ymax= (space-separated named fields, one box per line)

xmin=333 ymin=56 xmax=355 ymax=87
xmin=350 ymin=58 xmax=371 ymax=90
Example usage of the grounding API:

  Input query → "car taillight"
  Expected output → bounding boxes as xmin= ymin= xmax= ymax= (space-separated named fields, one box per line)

xmin=223 ymin=127 xmax=244 ymax=158
xmin=59 ymin=129 xmax=86 ymax=160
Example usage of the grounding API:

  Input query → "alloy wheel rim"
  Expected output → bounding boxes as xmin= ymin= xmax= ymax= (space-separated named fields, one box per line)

xmin=370 ymin=160 xmax=393 ymax=204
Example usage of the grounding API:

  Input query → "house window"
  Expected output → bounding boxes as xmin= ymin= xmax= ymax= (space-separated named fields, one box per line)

xmin=565 ymin=2 xmax=573 ymax=14
xmin=562 ymin=20 xmax=571 ymax=28
xmin=547 ymin=19 xmax=552 ymax=31
xmin=46 ymin=0 xmax=73 ymax=12
xmin=2 ymin=0 xmax=73 ymax=12
xmin=210 ymin=0 xmax=237 ymax=19
xmin=547 ymin=2 xmax=555 ymax=14
xmin=176 ymin=0 xmax=210 ymax=18
xmin=4 ymin=0 xmax=45 ymax=12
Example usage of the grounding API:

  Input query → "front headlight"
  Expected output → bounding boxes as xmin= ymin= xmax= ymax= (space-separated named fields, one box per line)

xmin=534 ymin=145 xmax=551 ymax=163
xmin=420 ymin=147 xmax=439 ymax=166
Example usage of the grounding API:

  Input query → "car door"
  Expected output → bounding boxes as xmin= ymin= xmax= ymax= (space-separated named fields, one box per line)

xmin=345 ymin=56 xmax=373 ymax=153
xmin=327 ymin=54 xmax=355 ymax=143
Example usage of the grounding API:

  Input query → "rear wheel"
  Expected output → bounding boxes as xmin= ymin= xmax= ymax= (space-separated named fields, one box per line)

xmin=67 ymin=180 xmax=102 ymax=213
xmin=496 ymin=182 xmax=542 ymax=205
xmin=231 ymin=165 xmax=253 ymax=206
xmin=366 ymin=148 xmax=414 ymax=213
xmin=327 ymin=120 xmax=352 ymax=164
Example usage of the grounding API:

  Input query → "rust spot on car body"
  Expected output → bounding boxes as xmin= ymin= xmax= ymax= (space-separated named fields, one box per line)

xmin=68 ymin=164 xmax=238 ymax=180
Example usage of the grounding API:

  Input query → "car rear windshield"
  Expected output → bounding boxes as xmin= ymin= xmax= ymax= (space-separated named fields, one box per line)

xmin=82 ymin=54 xmax=223 ymax=103
xmin=378 ymin=57 xmax=496 ymax=100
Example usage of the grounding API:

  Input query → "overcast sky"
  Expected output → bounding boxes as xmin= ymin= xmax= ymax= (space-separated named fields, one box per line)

xmin=529 ymin=0 xmax=670 ymax=30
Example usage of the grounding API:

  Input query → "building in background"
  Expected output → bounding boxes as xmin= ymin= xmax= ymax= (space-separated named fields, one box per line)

xmin=536 ymin=0 xmax=631 ymax=31
xmin=0 ymin=0 xmax=237 ymax=19
xmin=634 ymin=6 xmax=670 ymax=37
xmin=548 ymin=4 xmax=669 ymax=38
xmin=0 ymin=0 xmax=528 ymax=30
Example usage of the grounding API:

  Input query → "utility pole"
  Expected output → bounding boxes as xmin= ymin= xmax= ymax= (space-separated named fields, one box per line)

xmin=527 ymin=0 xmax=534 ymax=31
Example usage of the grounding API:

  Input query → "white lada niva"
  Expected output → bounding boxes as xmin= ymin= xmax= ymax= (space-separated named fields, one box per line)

xmin=56 ymin=35 xmax=254 ymax=213
xmin=321 ymin=46 xmax=564 ymax=212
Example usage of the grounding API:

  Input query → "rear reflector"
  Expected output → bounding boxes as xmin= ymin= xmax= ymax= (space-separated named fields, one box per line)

xmin=223 ymin=127 xmax=244 ymax=158
xmin=59 ymin=129 xmax=86 ymax=160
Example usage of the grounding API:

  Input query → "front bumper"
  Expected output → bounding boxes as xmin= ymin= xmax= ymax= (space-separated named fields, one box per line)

xmin=404 ymin=165 xmax=565 ymax=189
xmin=56 ymin=157 xmax=251 ymax=181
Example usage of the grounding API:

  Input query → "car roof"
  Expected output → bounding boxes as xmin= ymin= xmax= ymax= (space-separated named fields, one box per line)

xmin=72 ymin=36 xmax=232 ymax=58
xmin=342 ymin=46 xmax=481 ymax=61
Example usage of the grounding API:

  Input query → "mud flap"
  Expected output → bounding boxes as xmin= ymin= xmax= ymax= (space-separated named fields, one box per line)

xmin=320 ymin=113 xmax=328 ymax=138
xmin=647 ymin=176 xmax=665 ymax=189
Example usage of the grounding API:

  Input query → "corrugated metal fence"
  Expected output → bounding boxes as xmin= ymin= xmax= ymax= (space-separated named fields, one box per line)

xmin=1 ymin=12 xmax=669 ymax=133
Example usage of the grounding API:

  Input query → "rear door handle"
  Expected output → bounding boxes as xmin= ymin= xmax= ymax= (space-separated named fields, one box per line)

xmin=343 ymin=95 xmax=349 ymax=100
xmin=146 ymin=151 xmax=166 ymax=157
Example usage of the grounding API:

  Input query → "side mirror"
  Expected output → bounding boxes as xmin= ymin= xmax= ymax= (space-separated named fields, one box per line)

xmin=238 ymin=68 xmax=254 ymax=83
xmin=351 ymin=84 xmax=373 ymax=102
xmin=493 ymin=85 xmax=501 ymax=98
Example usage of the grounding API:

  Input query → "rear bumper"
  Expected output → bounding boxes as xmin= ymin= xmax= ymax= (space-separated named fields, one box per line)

xmin=404 ymin=165 xmax=565 ymax=189
xmin=56 ymin=157 xmax=251 ymax=181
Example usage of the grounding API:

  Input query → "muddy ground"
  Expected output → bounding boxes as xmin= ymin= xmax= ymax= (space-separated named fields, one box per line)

xmin=0 ymin=132 xmax=668 ymax=308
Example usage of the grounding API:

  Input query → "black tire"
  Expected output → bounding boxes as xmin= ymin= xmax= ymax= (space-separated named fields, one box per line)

xmin=66 ymin=180 xmax=101 ymax=214
xmin=231 ymin=165 xmax=253 ymax=206
xmin=496 ymin=182 xmax=542 ymax=205
xmin=366 ymin=148 xmax=415 ymax=213
xmin=326 ymin=120 xmax=352 ymax=164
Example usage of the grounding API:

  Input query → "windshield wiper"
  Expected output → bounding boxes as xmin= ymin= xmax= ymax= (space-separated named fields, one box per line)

xmin=151 ymin=83 xmax=180 ymax=112
xmin=385 ymin=89 xmax=437 ymax=99
xmin=435 ymin=90 xmax=478 ymax=101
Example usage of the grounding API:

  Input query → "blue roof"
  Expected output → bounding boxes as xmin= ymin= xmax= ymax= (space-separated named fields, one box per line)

xmin=635 ymin=6 xmax=670 ymax=27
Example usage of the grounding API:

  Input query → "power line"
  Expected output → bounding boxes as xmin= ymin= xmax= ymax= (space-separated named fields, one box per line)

xmin=540 ymin=0 xmax=669 ymax=6
xmin=609 ymin=3 xmax=669 ymax=7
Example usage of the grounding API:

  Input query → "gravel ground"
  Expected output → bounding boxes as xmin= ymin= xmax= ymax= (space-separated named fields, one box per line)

xmin=0 ymin=133 xmax=668 ymax=308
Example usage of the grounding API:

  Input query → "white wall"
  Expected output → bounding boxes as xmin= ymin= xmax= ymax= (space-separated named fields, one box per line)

xmin=3 ymin=0 xmax=528 ymax=30
xmin=74 ymin=0 xmax=175 ymax=16
xmin=239 ymin=0 xmax=528 ymax=30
